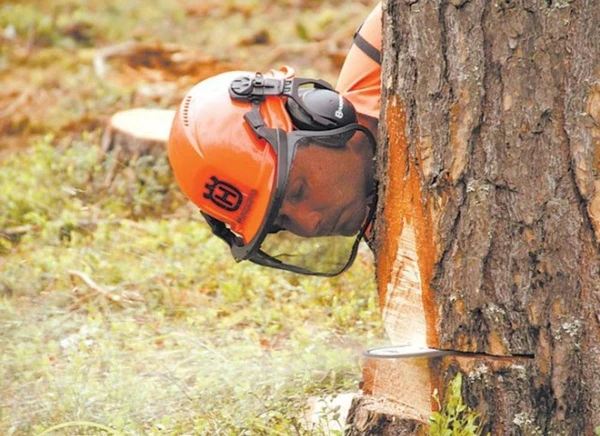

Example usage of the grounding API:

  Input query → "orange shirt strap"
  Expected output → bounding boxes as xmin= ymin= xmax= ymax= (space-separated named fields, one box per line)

xmin=335 ymin=2 xmax=383 ymax=120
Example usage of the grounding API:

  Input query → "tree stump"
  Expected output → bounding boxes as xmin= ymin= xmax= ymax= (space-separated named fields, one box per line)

xmin=101 ymin=108 xmax=175 ymax=157
xmin=347 ymin=0 xmax=600 ymax=434
xmin=99 ymin=108 xmax=182 ymax=217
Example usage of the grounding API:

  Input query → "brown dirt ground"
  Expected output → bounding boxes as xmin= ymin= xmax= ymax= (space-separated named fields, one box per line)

xmin=0 ymin=0 xmax=379 ymax=156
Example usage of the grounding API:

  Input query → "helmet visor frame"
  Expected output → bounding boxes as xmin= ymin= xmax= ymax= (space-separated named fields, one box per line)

xmin=228 ymin=122 xmax=376 ymax=276
xmin=203 ymin=73 xmax=377 ymax=276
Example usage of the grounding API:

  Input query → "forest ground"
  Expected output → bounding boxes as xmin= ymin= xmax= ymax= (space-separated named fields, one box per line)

xmin=0 ymin=1 xmax=383 ymax=434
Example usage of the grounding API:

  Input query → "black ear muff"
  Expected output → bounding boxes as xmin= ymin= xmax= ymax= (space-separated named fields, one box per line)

xmin=286 ymin=88 xmax=357 ymax=131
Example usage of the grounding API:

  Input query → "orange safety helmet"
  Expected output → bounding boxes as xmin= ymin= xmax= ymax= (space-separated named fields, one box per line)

xmin=168 ymin=66 xmax=376 ymax=276
xmin=168 ymin=67 xmax=293 ymax=248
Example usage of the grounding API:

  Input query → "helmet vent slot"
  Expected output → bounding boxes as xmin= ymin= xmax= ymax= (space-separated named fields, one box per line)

xmin=182 ymin=95 xmax=192 ymax=126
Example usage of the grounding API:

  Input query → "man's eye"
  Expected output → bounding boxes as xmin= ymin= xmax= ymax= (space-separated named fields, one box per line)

xmin=291 ymin=183 xmax=305 ymax=201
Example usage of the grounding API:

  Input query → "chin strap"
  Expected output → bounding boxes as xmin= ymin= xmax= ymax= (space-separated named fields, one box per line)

xmin=249 ymin=190 xmax=378 ymax=277
xmin=362 ymin=184 xmax=378 ymax=246
xmin=201 ymin=212 xmax=242 ymax=248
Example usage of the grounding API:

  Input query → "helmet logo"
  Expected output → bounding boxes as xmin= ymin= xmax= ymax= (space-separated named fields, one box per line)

xmin=204 ymin=176 xmax=243 ymax=212
xmin=334 ymin=95 xmax=344 ymax=119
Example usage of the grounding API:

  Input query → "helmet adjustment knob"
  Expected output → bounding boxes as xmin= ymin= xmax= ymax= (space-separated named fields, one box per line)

xmin=229 ymin=73 xmax=286 ymax=102
xmin=229 ymin=76 xmax=254 ymax=97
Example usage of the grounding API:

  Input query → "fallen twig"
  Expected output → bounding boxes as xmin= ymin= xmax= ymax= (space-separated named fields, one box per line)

xmin=68 ymin=269 xmax=122 ymax=304
xmin=1 ymin=224 xmax=36 ymax=237
xmin=93 ymin=41 xmax=138 ymax=80
xmin=0 ymin=88 xmax=32 ymax=119
xmin=68 ymin=269 xmax=145 ymax=310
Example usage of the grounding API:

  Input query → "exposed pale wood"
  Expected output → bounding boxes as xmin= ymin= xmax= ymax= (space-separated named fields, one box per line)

xmin=361 ymin=355 xmax=434 ymax=422
xmin=381 ymin=223 xmax=429 ymax=346
xmin=348 ymin=353 xmax=538 ymax=435
xmin=102 ymin=108 xmax=175 ymax=156
xmin=375 ymin=95 xmax=439 ymax=350
xmin=346 ymin=393 xmax=426 ymax=436
xmin=349 ymin=0 xmax=600 ymax=434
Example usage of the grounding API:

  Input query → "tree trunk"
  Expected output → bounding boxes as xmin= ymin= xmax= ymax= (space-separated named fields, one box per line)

xmin=347 ymin=1 xmax=600 ymax=434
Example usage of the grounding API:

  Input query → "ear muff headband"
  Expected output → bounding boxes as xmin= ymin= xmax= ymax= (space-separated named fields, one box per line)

xmin=229 ymin=73 xmax=357 ymax=131
xmin=212 ymin=73 xmax=375 ymax=276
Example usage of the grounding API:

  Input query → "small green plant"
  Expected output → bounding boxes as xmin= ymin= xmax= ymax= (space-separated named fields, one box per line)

xmin=595 ymin=426 xmax=600 ymax=436
xmin=429 ymin=373 xmax=485 ymax=436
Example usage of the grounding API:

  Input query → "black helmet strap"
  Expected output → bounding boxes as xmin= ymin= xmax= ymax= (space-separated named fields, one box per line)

xmin=229 ymin=73 xmax=354 ymax=131
xmin=196 ymin=73 xmax=377 ymax=276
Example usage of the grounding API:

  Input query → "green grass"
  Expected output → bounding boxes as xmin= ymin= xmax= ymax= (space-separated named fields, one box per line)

xmin=0 ymin=133 xmax=381 ymax=436
xmin=0 ymin=1 xmax=381 ymax=433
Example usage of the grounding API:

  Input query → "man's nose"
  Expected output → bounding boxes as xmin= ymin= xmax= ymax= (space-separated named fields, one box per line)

xmin=282 ymin=206 xmax=322 ymax=237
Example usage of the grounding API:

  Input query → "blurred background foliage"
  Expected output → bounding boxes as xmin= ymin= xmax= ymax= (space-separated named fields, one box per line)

xmin=0 ymin=0 xmax=381 ymax=434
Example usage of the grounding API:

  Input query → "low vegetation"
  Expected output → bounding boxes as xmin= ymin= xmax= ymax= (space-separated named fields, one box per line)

xmin=429 ymin=373 xmax=486 ymax=436
xmin=1 ymin=0 xmax=382 ymax=434
xmin=0 ymin=135 xmax=382 ymax=435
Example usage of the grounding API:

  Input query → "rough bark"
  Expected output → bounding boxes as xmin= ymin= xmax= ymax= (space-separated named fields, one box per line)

xmin=346 ymin=394 xmax=427 ymax=436
xmin=348 ymin=0 xmax=600 ymax=434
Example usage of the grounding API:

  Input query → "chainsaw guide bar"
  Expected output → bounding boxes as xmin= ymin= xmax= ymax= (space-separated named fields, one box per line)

xmin=365 ymin=345 xmax=456 ymax=359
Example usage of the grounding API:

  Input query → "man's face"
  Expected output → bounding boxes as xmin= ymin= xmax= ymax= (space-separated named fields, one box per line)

xmin=273 ymin=139 xmax=375 ymax=237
